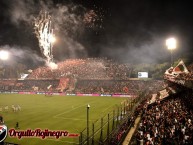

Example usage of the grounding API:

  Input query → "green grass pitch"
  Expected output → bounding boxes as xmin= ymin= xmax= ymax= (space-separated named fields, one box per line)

xmin=0 ymin=94 xmax=126 ymax=145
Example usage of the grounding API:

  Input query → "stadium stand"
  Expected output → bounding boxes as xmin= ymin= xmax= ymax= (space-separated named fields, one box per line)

xmin=0 ymin=79 xmax=165 ymax=96
xmin=132 ymin=89 xmax=193 ymax=145
xmin=27 ymin=58 xmax=131 ymax=79
xmin=76 ymin=80 xmax=165 ymax=95
xmin=13 ymin=79 xmax=59 ymax=92
xmin=127 ymin=61 xmax=193 ymax=145
xmin=2 ymin=58 xmax=193 ymax=145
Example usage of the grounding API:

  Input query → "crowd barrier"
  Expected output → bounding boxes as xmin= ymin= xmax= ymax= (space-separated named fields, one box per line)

xmin=0 ymin=91 xmax=138 ymax=98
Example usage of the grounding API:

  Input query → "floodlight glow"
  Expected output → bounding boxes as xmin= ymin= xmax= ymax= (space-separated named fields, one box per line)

xmin=166 ymin=38 xmax=177 ymax=50
xmin=0 ymin=50 xmax=9 ymax=60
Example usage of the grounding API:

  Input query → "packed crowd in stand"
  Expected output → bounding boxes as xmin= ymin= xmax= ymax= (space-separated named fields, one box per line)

xmin=109 ymin=81 xmax=169 ymax=145
xmin=0 ymin=79 xmax=59 ymax=92
xmin=109 ymin=74 xmax=193 ymax=145
xmin=134 ymin=88 xmax=193 ymax=145
xmin=165 ymin=62 xmax=193 ymax=80
xmin=178 ymin=63 xmax=193 ymax=80
xmin=13 ymin=80 xmax=59 ymax=92
xmin=0 ymin=80 xmax=16 ymax=91
xmin=176 ymin=73 xmax=193 ymax=81
xmin=76 ymin=80 xmax=165 ymax=95
xmin=110 ymin=93 xmax=153 ymax=145
xmin=27 ymin=58 xmax=131 ymax=79
xmin=0 ymin=79 xmax=165 ymax=96
xmin=187 ymin=63 xmax=193 ymax=75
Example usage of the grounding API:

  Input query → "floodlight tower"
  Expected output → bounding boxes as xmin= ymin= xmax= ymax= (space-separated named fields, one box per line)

xmin=166 ymin=38 xmax=177 ymax=67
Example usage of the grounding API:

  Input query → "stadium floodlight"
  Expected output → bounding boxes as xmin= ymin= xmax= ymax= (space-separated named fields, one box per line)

xmin=166 ymin=38 xmax=176 ymax=50
xmin=166 ymin=38 xmax=177 ymax=66
xmin=0 ymin=50 xmax=9 ymax=60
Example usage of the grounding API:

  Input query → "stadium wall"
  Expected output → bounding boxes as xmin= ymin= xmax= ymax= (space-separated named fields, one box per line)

xmin=0 ymin=91 xmax=138 ymax=98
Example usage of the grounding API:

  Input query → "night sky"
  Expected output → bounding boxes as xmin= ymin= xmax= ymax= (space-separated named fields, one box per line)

xmin=0 ymin=0 xmax=193 ymax=67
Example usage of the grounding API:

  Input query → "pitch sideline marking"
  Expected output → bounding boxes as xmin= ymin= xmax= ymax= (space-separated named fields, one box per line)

xmin=54 ymin=104 xmax=115 ymax=121
xmin=53 ymin=100 xmax=96 ymax=118
xmin=54 ymin=116 xmax=95 ymax=121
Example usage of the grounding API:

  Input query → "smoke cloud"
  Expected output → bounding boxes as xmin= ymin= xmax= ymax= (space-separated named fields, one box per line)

xmin=0 ymin=45 xmax=45 ymax=68
xmin=2 ymin=0 xmax=178 ymax=65
xmin=5 ymin=0 xmax=88 ymax=62
xmin=7 ymin=0 xmax=36 ymax=25
xmin=100 ymin=35 xmax=171 ymax=64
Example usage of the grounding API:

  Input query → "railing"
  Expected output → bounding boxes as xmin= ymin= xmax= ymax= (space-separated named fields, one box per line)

xmin=79 ymin=96 xmax=142 ymax=145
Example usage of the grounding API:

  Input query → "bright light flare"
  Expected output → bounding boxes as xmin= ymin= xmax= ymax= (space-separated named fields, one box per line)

xmin=0 ymin=50 xmax=9 ymax=60
xmin=49 ymin=34 xmax=56 ymax=43
xmin=47 ymin=61 xmax=58 ymax=70
xmin=166 ymin=38 xmax=177 ymax=50
xmin=34 ymin=11 xmax=55 ymax=63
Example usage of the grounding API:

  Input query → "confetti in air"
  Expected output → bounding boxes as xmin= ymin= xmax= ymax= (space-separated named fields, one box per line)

xmin=34 ymin=11 xmax=57 ymax=69
xmin=83 ymin=8 xmax=104 ymax=29
xmin=83 ymin=10 xmax=97 ymax=27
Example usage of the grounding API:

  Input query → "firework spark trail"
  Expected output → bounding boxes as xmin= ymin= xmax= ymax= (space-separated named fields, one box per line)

xmin=34 ymin=11 xmax=56 ymax=68
xmin=83 ymin=8 xmax=104 ymax=29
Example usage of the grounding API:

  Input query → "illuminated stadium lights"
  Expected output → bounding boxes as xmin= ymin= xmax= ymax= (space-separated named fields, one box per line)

xmin=166 ymin=37 xmax=177 ymax=66
xmin=0 ymin=50 xmax=9 ymax=60
xmin=166 ymin=38 xmax=177 ymax=50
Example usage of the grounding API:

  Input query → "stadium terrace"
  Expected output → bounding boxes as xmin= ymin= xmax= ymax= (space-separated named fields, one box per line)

xmin=0 ymin=58 xmax=193 ymax=145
